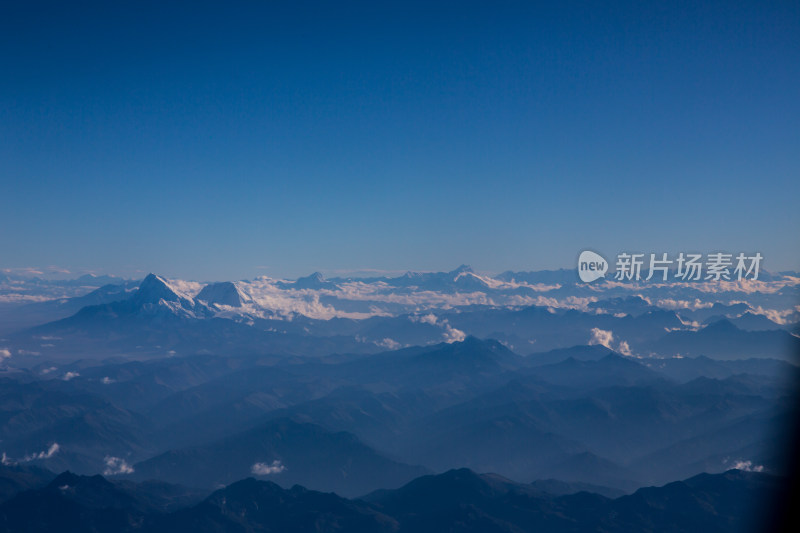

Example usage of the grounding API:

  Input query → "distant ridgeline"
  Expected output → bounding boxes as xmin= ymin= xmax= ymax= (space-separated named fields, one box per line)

xmin=0 ymin=465 xmax=787 ymax=532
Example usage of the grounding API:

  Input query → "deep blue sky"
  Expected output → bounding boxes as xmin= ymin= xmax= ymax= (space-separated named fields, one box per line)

xmin=2 ymin=1 xmax=798 ymax=280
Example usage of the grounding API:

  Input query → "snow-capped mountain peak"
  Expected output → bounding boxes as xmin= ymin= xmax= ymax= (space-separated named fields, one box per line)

xmin=132 ymin=274 xmax=184 ymax=305
xmin=196 ymin=281 xmax=250 ymax=307
xmin=128 ymin=274 xmax=209 ymax=318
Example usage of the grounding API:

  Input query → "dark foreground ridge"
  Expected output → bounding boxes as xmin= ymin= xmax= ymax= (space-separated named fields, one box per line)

xmin=0 ymin=467 xmax=782 ymax=532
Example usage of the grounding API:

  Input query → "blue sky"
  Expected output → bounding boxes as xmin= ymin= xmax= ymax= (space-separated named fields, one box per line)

xmin=2 ymin=1 xmax=798 ymax=280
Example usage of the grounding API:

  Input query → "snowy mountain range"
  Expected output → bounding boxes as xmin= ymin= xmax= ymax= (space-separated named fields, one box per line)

xmin=1 ymin=266 xmax=798 ymax=365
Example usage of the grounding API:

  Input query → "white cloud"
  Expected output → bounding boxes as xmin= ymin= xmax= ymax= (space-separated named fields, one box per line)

xmin=0 ymin=348 xmax=10 ymax=361
xmin=251 ymin=460 xmax=286 ymax=475
xmin=654 ymin=298 xmax=713 ymax=311
xmin=16 ymin=443 xmax=60 ymax=463
xmin=596 ymin=278 xmax=798 ymax=295
xmin=731 ymin=460 xmax=764 ymax=473
xmin=409 ymin=313 xmax=467 ymax=343
xmin=62 ymin=371 xmax=80 ymax=381
xmin=38 ymin=443 xmax=60 ymax=459
xmin=0 ymin=294 xmax=54 ymax=303
xmin=101 ymin=376 xmax=115 ymax=384
xmin=746 ymin=305 xmax=796 ymax=325
xmin=376 ymin=338 xmax=401 ymax=350
xmin=442 ymin=322 xmax=466 ymax=343
xmin=4 ymin=267 xmax=44 ymax=276
xmin=410 ymin=313 xmax=438 ymax=325
xmin=618 ymin=341 xmax=633 ymax=356
xmin=589 ymin=328 xmax=614 ymax=349
xmin=103 ymin=456 xmax=134 ymax=475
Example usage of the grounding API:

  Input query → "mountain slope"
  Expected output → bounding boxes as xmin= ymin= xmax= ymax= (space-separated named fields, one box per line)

xmin=648 ymin=319 xmax=800 ymax=360
xmin=149 ymin=478 xmax=396 ymax=533
xmin=133 ymin=418 xmax=429 ymax=497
